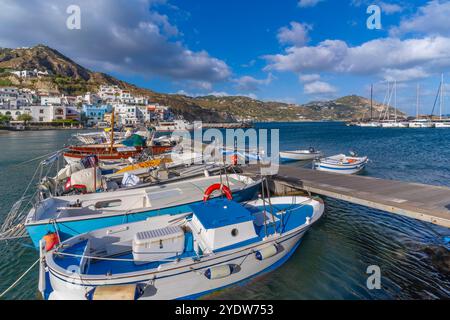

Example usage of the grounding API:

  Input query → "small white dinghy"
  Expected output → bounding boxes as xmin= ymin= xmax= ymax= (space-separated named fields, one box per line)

xmin=313 ymin=153 xmax=368 ymax=175
xmin=39 ymin=195 xmax=324 ymax=300
xmin=280 ymin=148 xmax=322 ymax=162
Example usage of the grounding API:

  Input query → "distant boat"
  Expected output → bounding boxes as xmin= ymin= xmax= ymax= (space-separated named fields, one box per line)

xmin=279 ymin=148 xmax=322 ymax=162
xmin=313 ymin=153 xmax=369 ymax=175
xmin=409 ymin=84 xmax=433 ymax=128
xmin=409 ymin=119 xmax=433 ymax=128
xmin=357 ymin=122 xmax=380 ymax=127
xmin=432 ymin=74 xmax=450 ymax=128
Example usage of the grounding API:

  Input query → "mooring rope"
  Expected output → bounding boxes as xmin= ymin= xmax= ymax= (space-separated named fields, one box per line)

xmin=0 ymin=258 xmax=40 ymax=299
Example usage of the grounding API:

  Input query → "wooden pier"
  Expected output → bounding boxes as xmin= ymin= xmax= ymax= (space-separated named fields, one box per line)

xmin=243 ymin=165 xmax=450 ymax=228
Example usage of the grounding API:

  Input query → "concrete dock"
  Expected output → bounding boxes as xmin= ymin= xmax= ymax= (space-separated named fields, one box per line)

xmin=243 ymin=165 xmax=450 ymax=228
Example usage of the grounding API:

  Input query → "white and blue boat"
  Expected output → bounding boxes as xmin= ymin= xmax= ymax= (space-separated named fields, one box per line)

xmin=25 ymin=174 xmax=261 ymax=248
xmin=40 ymin=195 xmax=324 ymax=300
xmin=280 ymin=148 xmax=322 ymax=163
xmin=313 ymin=153 xmax=369 ymax=175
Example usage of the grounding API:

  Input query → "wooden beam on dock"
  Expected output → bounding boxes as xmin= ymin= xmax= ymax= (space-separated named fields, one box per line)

xmin=243 ymin=165 xmax=450 ymax=228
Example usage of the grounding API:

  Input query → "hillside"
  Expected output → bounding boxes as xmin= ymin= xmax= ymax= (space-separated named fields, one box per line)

xmin=0 ymin=45 xmax=405 ymax=121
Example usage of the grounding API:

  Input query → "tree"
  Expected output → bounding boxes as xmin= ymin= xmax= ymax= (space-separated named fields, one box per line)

xmin=17 ymin=113 xmax=33 ymax=123
xmin=0 ymin=114 xmax=11 ymax=124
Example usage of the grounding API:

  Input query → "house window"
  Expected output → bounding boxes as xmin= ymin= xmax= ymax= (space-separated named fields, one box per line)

xmin=39 ymin=117 xmax=44 ymax=122
xmin=40 ymin=109 xmax=44 ymax=114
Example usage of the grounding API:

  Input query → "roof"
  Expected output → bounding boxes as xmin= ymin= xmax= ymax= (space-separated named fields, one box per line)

xmin=190 ymin=199 xmax=255 ymax=229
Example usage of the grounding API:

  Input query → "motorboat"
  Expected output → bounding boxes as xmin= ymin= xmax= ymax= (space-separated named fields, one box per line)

xmin=25 ymin=174 xmax=261 ymax=247
xmin=313 ymin=153 xmax=369 ymax=175
xmin=39 ymin=195 xmax=324 ymax=300
xmin=279 ymin=148 xmax=322 ymax=162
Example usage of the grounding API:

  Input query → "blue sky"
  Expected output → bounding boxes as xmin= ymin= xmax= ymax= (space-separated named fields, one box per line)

xmin=1 ymin=0 xmax=450 ymax=115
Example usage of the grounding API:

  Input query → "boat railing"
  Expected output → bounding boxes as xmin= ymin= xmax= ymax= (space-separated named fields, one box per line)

xmin=0 ymin=150 xmax=65 ymax=241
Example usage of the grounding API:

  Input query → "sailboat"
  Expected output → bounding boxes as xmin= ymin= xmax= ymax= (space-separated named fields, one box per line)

xmin=358 ymin=84 xmax=380 ymax=127
xmin=434 ymin=74 xmax=450 ymax=128
xmin=409 ymin=84 xmax=433 ymax=128
xmin=380 ymin=81 xmax=408 ymax=128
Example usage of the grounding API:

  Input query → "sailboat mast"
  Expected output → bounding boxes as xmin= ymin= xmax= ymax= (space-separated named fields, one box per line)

xmin=370 ymin=84 xmax=373 ymax=121
xmin=394 ymin=80 xmax=397 ymax=122
xmin=416 ymin=84 xmax=420 ymax=119
xmin=441 ymin=74 xmax=444 ymax=120
xmin=110 ymin=107 xmax=115 ymax=155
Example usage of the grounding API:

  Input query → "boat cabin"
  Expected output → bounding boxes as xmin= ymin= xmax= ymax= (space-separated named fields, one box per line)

xmin=189 ymin=199 xmax=258 ymax=253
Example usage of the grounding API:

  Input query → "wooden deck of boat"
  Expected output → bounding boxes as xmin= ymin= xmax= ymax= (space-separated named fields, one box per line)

xmin=243 ymin=165 xmax=450 ymax=228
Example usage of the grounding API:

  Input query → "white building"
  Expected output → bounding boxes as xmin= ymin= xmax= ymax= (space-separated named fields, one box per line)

xmin=115 ymin=104 xmax=143 ymax=125
xmin=24 ymin=105 xmax=66 ymax=122
xmin=10 ymin=69 xmax=49 ymax=78
xmin=41 ymin=96 xmax=62 ymax=106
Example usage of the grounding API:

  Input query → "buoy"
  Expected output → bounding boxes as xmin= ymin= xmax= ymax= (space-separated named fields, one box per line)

xmin=204 ymin=265 xmax=233 ymax=280
xmin=43 ymin=232 xmax=59 ymax=251
xmin=38 ymin=239 xmax=46 ymax=295
xmin=255 ymin=244 xmax=278 ymax=261
xmin=231 ymin=154 xmax=238 ymax=165
xmin=203 ymin=184 xmax=233 ymax=202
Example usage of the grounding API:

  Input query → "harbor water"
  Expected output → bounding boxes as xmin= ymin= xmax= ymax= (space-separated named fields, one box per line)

xmin=0 ymin=122 xmax=449 ymax=300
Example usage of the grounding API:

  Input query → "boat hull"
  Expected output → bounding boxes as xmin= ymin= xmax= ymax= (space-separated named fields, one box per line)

xmin=279 ymin=151 xmax=322 ymax=162
xmin=313 ymin=157 xmax=368 ymax=175
xmin=46 ymin=228 xmax=307 ymax=300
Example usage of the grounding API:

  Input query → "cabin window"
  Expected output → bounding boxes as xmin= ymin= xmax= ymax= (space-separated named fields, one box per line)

xmin=231 ymin=228 xmax=239 ymax=237
xmin=94 ymin=199 xmax=122 ymax=209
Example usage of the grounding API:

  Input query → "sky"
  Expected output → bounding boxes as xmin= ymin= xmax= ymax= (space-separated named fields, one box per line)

xmin=1 ymin=0 xmax=450 ymax=115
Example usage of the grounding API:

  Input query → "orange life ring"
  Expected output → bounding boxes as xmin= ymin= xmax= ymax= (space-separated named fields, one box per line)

xmin=43 ymin=232 xmax=60 ymax=251
xmin=203 ymin=184 xmax=233 ymax=202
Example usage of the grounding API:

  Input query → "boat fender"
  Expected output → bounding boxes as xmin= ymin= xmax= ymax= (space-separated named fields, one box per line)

xmin=231 ymin=154 xmax=238 ymax=165
xmin=203 ymin=184 xmax=233 ymax=202
xmin=255 ymin=244 xmax=278 ymax=261
xmin=43 ymin=232 xmax=60 ymax=251
xmin=204 ymin=264 xmax=233 ymax=280
xmin=38 ymin=239 xmax=46 ymax=295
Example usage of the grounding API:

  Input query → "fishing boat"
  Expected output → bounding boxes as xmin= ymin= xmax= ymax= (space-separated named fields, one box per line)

xmin=39 ymin=194 xmax=324 ymax=300
xmin=25 ymin=174 xmax=261 ymax=247
xmin=313 ymin=153 xmax=369 ymax=175
xmin=279 ymin=148 xmax=322 ymax=162
xmin=63 ymin=147 xmax=145 ymax=165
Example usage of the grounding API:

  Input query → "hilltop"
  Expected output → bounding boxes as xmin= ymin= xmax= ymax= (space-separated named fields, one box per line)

xmin=0 ymin=45 xmax=405 ymax=122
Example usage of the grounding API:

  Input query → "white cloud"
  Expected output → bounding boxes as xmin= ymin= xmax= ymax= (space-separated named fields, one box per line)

xmin=233 ymin=73 xmax=274 ymax=91
xmin=277 ymin=22 xmax=312 ymax=47
xmin=303 ymin=81 xmax=337 ymax=94
xmin=176 ymin=90 xmax=257 ymax=99
xmin=390 ymin=0 xmax=450 ymax=37
xmin=264 ymin=36 xmax=450 ymax=81
xmin=299 ymin=73 xmax=321 ymax=82
xmin=298 ymin=0 xmax=323 ymax=8
xmin=351 ymin=0 xmax=403 ymax=15
xmin=379 ymin=2 xmax=404 ymax=15
xmin=382 ymin=67 xmax=429 ymax=82
xmin=0 ymin=0 xmax=231 ymax=83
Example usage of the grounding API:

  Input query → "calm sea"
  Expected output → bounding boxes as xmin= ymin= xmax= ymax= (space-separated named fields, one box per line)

xmin=0 ymin=122 xmax=449 ymax=300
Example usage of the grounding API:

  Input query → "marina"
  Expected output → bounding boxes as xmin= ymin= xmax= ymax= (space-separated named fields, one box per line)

xmin=244 ymin=165 xmax=450 ymax=227
xmin=0 ymin=122 xmax=449 ymax=300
